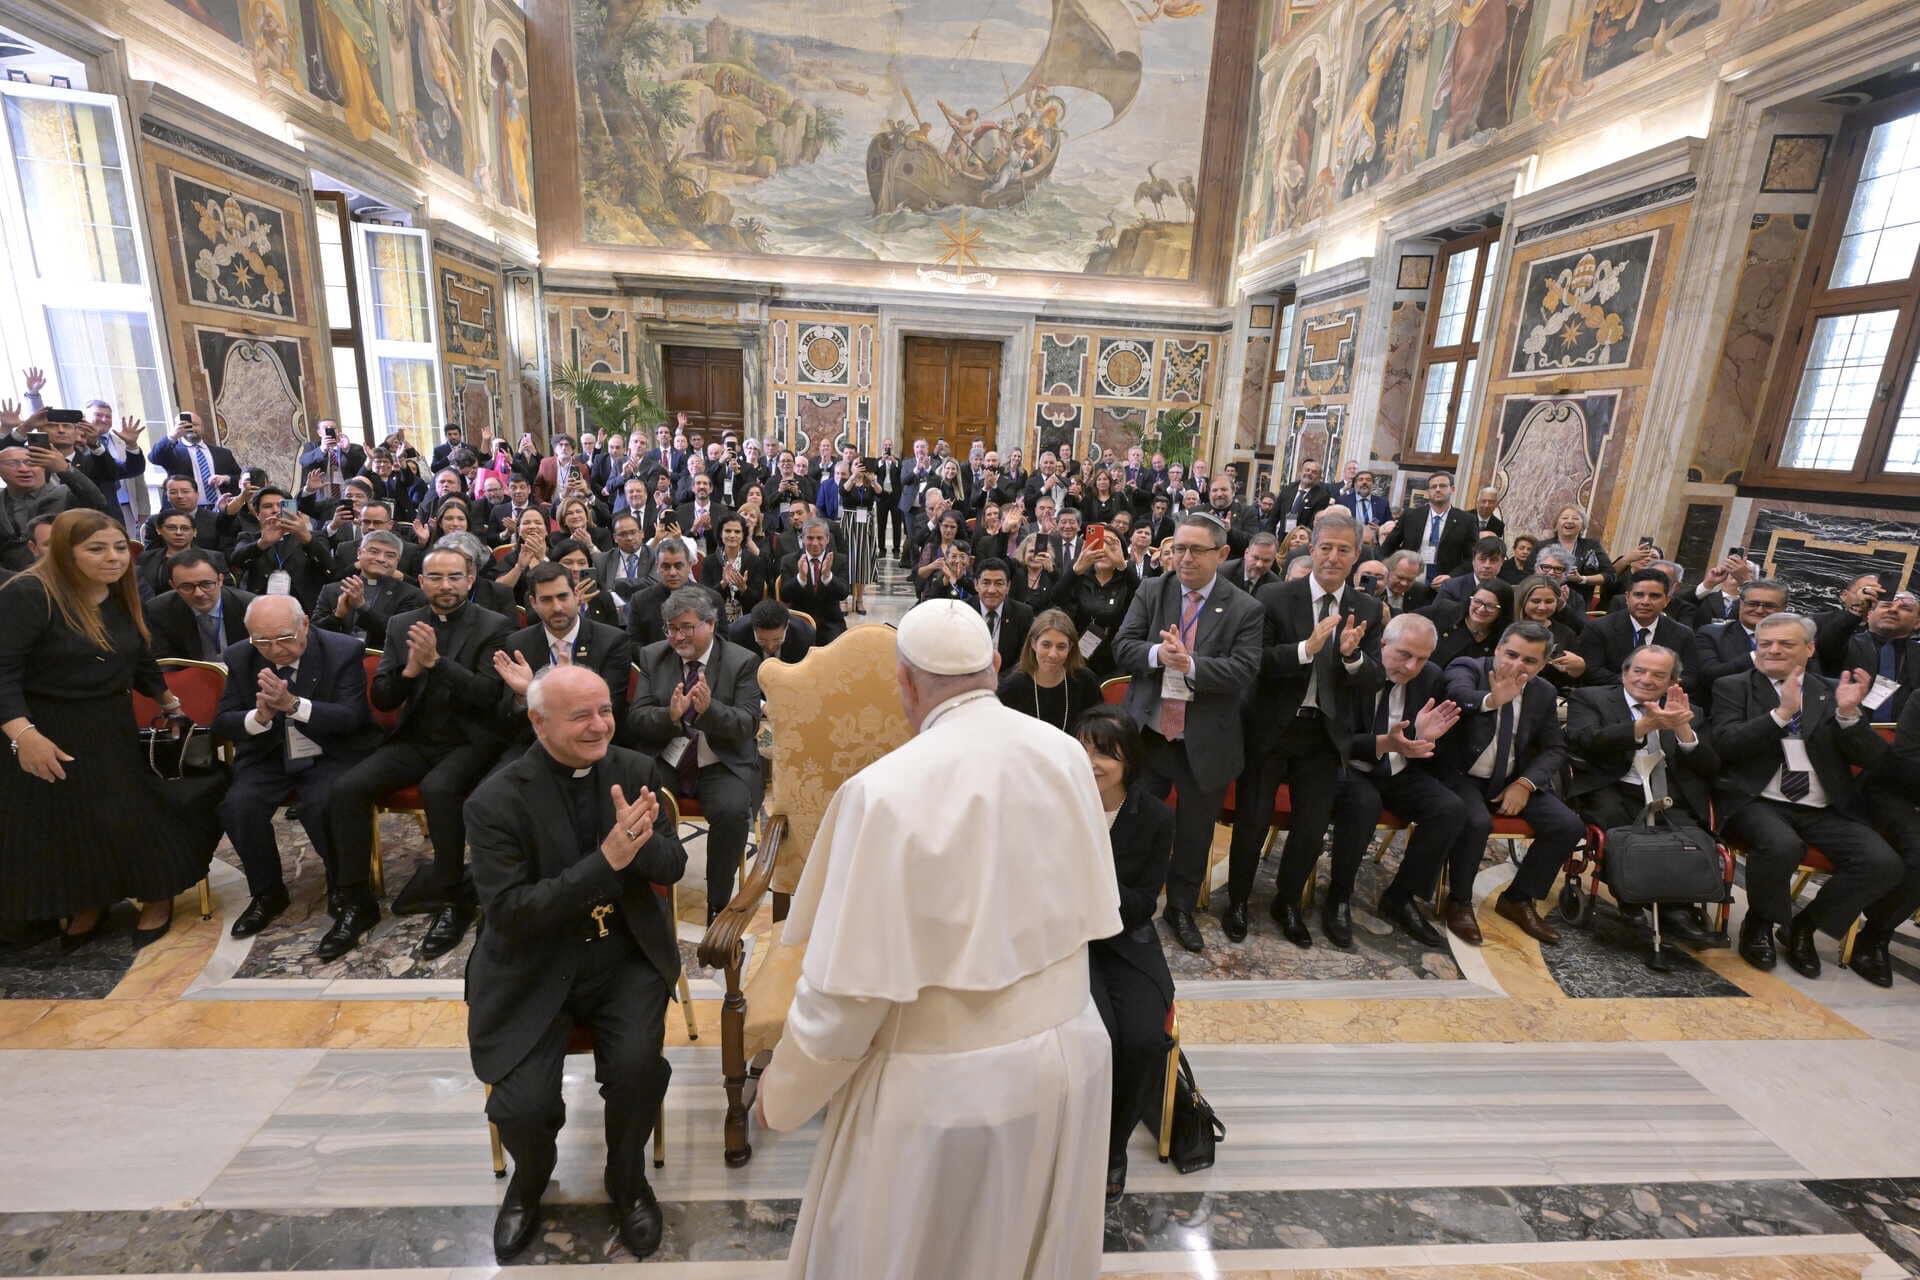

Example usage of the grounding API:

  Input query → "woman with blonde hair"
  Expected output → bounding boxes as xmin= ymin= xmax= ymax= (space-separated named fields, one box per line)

xmin=0 ymin=510 xmax=212 ymax=949
xmin=996 ymin=607 xmax=1102 ymax=734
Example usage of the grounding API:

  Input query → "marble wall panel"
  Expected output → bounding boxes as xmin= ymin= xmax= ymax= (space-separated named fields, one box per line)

xmin=1490 ymin=392 xmax=1619 ymax=541
xmin=1376 ymin=299 xmax=1425 ymax=461
xmin=1747 ymin=506 xmax=1920 ymax=608
xmin=1027 ymin=323 xmax=1225 ymax=466
xmin=765 ymin=308 xmax=875 ymax=449
xmin=1691 ymin=214 xmax=1809 ymax=485
xmin=1238 ymin=333 xmax=1273 ymax=451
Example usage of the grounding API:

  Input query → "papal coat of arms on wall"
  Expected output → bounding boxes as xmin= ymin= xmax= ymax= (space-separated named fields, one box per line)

xmin=172 ymin=174 xmax=294 ymax=319
xmin=1509 ymin=231 xmax=1656 ymax=375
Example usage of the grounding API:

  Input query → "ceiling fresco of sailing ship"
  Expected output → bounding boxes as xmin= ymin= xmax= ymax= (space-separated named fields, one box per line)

xmin=568 ymin=0 xmax=1223 ymax=278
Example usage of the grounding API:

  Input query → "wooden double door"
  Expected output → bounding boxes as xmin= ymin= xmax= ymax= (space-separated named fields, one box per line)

xmin=661 ymin=345 xmax=745 ymax=436
xmin=904 ymin=337 xmax=1000 ymax=458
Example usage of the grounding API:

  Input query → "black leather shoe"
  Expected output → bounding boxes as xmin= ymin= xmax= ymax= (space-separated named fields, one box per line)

xmin=230 ymin=887 xmax=291 ymax=939
xmin=1384 ymin=896 xmax=1444 ymax=948
xmin=1321 ymin=899 xmax=1354 ymax=949
xmin=419 ymin=902 xmax=473 ymax=959
xmin=1105 ymin=1154 xmax=1127 ymax=1204
xmin=1655 ymin=906 xmax=1713 ymax=948
xmin=1849 ymin=936 xmax=1894 ymax=988
xmin=1738 ymin=914 xmax=1777 ymax=971
xmin=1164 ymin=908 xmax=1205 ymax=954
xmin=492 ymin=1173 xmax=544 ymax=1261
xmin=1221 ymin=900 xmax=1249 ymax=943
xmin=131 ymin=906 xmax=174 ymax=951
xmin=614 ymin=1178 xmax=665 ymax=1260
xmin=315 ymin=894 xmax=380 ymax=962
xmin=1277 ymin=902 xmax=1312 ymax=949
xmin=1782 ymin=914 xmax=1823 ymax=979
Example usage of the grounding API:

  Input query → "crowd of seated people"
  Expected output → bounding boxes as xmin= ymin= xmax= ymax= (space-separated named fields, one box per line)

xmin=3 ymin=373 xmax=1919 ymax=1010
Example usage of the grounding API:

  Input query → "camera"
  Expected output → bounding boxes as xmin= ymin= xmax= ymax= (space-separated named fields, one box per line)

xmin=24 ymin=429 xmax=50 ymax=450
xmin=45 ymin=408 xmax=84 ymax=425
xmin=1358 ymin=571 xmax=1381 ymax=592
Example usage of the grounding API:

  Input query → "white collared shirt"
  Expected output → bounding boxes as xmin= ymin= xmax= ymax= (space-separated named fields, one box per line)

xmin=243 ymin=657 xmax=313 ymax=734
xmin=1760 ymin=676 xmax=1857 ymax=808
xmin=546 ymin=617 xmax=583 ymax=666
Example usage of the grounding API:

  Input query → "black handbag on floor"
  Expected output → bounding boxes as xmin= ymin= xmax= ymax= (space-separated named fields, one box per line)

xmin=1603 ymin=799 xmax=1727 ymax=906
xmin=1145 ymin=1050 xmax=1225 ymax=1174
xmin=141 ymin=715 xmax=217 ymax=778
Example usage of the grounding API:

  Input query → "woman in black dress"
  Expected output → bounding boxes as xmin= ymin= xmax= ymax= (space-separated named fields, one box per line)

xmin=1076 ymin=705 xmax=1173 ymax=1201
xmin=697 ymin=513 xmax=769 ymax=627
xmin=1515 ymin=574 xmax=1587 ymax=690
xmin=1425 ymin=580 xmax=1510 ymax=667
xmin=1546 ymin=505 xmax=1618 ymax=610
xmin=997 ymin=608 xmax=1102 ymax=734
xmin=1050 ymin=536 xmax=1138 ymax=678
xmin=1081 ymin=468 xmax=1123 ymax=527
xmin=0 ymin=510 xmax=210 ymax=947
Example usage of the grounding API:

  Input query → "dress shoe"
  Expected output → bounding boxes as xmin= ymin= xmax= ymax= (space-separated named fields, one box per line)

xmin=230 ymin=887 xmax=291 ymax=939
xmin=1781 ymin=914 xmax=1822 ymax=979
xmin=1494 ymin=895 xmax=1560 ymax=946
xmin=420 ymin=902 xmax=474 ymax=959
xmin=314 ymin=893 xmax=380 ymax=962
xmin=1163 ymin=908 xmax=1205 ymax=954
xmin=1221 ymin=900 xmax=1249 ymax=943
xmin=131 ymin=906 xmax=174 ymax=951
xmin=1849 ymin=936 xmax=1894 ymax=988
xmin=1383 ymin=896 xmax=1444 ymax=948
xmin=1655 ymin=906 xmax=1713 ymax=948
xmin=59 ymin=915 xmax=106 ymax=952
xmin=1105 ymin=1153 xmax=1127 ymax=1204
xmin=492 ymin=1172 xmax=544 ymax=1261
xmin=1442 ymin=902 xmax=1483 ymax=946
xmin=1275 ymin=901 xmax=1312 ymax=949
xmin=1738 ymin=913 xmax=1777 ymax=971
xmin=1321 ymin=899 xmax=1354 ymax=949
xmin=614 ymin=1178 xmax=665 ymax=1260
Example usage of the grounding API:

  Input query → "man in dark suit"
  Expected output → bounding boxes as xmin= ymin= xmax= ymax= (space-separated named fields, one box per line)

xmin=672 ymin=472 xmax=730 ymax=557
xmin=1227 ymin=511 xmax=1385 ymax=948
xmin=626 ymin=586 xmax=762 ymax=919
xmin=1711 ymin=612 xmax=1898 ymax=978
xmin=1691 ymin=578 xmax=1789 ymax=709
xmin=1277 ymin=459 xmax=1333 ymax=537
xmin=1444 ymin=621 xmax=1586 ymax=945
xmin=429 ymin=425 xmax=464 ymax=475
xmin=972 ymin=557 xmax=1034 ymax=675
xmin=1576 ymin=568 xmax=1698 ymax=690
xmin=1854 ymin=692 xmax=1920 ymax=985
xmin=493 ymin=562 xmax=634 ymax=749
xmin=144 ymin=476 xmax=225 ymax=552
xmin=138 ymin=511 xmax=227 ymax=601
xmin=1380 ymin=471 xmax=1478 ymax=581
xmin=1433 ymin=536 xmax=1511 ymax=607
xmin=213 ymin=596 xmax=381 ymax=937
xmin=297 ymin=422 xmax=366 ymax=496
xmin=488 ymin=474 xmax=543 ymax=546
xmin=1838 ymin=592 xmax=1918 ymax=721
xmin=730 ymin=597 xmax=814 ymax=665
xmin=778 ymin=520 xmax=852 ymax=644
xmin=1337 ymin=468 xmax=1393 ymax=531
xmin=467 ymin=664 xmax=684 ymax=1263
xmin=1112 ymin=512 xmax=1265 ymax=953
xmin=149 ymin=412 xmax=242 ymax=507
xmin=329 ymin=545 xmax=513 ymax=961
xmin=1473 ymin=487 xmax=1505 ymax=538
xmin=331 ymin=500 xmax=425 ymax=579
xmin=872 ymin=443 xmax=905 ymax=556
xmin=1327 ymin=612 xmax=1476 ymax=946
xmin=1379 ymin=551 xmax=1434 ymax=616
xmin=228 ymin=488 xmax=334 ymax=611
xmin=1221 ymin=533 xmax=1280 ymax=597
xmin=1813 ymin=572 xmax=1887 ymax=676
xmin=624 ymin=538 xmax=697 ymax=649
xmin=146 ymin=550 xmax=255 ymax=661
xmin=594 ymin=513 xmax=653 ymax=623
xmin=896 ymin=439 xmax=936 ymax=565
xmin=313 ymin=530 xmax=427 ymax=645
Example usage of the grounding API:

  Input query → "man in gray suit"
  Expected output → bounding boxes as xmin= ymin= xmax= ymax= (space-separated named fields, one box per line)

xmin=626 ymin=585 xmax=763 ymax=920
xmin=1112 ymin=512 xmax=1265 ymax=953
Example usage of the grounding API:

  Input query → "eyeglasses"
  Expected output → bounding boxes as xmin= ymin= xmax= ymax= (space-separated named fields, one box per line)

xmin=1165 ymin=542 xmax=1221 ymax=559
xmin=665 ymin=621 xmax=706 ymax=638
xmin=1469 ymin=597 xmax=1501 ymax=612
xmin=248 ymin=632 xmax=301 ymax=647
xmin=175 ymin=578 xmax=221 ymax=593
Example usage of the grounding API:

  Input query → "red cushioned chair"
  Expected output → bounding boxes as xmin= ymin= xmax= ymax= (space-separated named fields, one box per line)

xmin=131 ymin=658 xmax=228 ymax=921
xmin=359 ymin=650 xmax=425 ymax=899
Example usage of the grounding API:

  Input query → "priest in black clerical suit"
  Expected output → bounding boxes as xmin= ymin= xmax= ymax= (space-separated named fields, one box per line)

xmin=467 ymin=664 xmax=685 ymax=1264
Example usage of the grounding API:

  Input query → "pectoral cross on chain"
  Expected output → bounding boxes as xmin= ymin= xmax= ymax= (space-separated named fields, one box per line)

xmin=590 ymin=903 xmax=615 ymax=938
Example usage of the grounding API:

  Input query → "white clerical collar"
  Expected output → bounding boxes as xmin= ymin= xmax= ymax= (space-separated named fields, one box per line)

xmin=571 ymin=766 xmax=591 ymax=778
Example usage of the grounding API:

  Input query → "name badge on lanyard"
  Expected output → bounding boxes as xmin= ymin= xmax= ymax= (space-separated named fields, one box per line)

xmin=267 ymin=570 xmax=293 ymax=596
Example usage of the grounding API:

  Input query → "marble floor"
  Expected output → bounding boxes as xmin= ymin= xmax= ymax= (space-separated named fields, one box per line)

xmin=5 ymin=560 xmax=1920 ymax=1278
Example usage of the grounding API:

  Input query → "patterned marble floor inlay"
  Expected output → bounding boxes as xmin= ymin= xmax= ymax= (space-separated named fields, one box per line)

xmin=1542 ymin=904 xmax=1748 ymax=1000
xmin=1805 ymin=1179 xmax=1920 ymax=1277
xmin=0 ymin=904 xmax=146 ymax=1000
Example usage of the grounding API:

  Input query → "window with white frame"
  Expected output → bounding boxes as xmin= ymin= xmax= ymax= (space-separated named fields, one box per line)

xmin=351 ymin=221 xmax=442 ymax=448
xmin=1262 ymin=299 xmax=1296 ymax=448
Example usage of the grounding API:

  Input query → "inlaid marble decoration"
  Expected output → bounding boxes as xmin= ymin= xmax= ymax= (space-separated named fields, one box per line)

xmin=1396 ymin=253 xmax=1434 ymax=290
xmin=1249 ymin=303 xmax=1275 ymax=329
xmin=768 ymin=317 xmax=790 ymax=383
xmin=1509 ymin=230 xmax=1656 ymax=375
xmin=1160 ymin=338 xmax=1210 ymax=404
xmin=1096 ymin=337 xmax=1155 ymax=400
xmin=1757 ymin=533 xmax=1918 ymax=612
xmin=1491 ymin=392 xmax=1618 ymax=540
xmin=193 ymin=329 xmax=308 ymax=467
xmin=1762 ymin=133 xmax=1831 ymax=194
xmin=794 ymin=324 xmax=850 ymax=386
xmin=170 ymin=172 xmax=296 ymax=319
xmin=1038 ymin=333 xmax=1089 ymax=397
xmin=436 ymin=262 xmax=498 ymax=362
xmin=1284 ymin=404 xmax=1344 ymax=479
xmin=795 ymin=391 xmax=848 ymax=443
xmin=1034 ymin=401 xmax=1081 ymax=467
xmin=1748 ymin=507 xmax=1920 ymax=606
xmin=1237 ymin=333 xmax=1272 ymax=451
xmin=1693 ymin=214 xmax=1809 ymax=484
xmin=1092 ymin=404 xmax=1149 ymax=458
xmin=570 ymin=306 xmax=628 ymax=374
xmin=446 ymin=361 xmax=499 ymax=437
xmin=1294 ymin=306 xmax=1359 ymax=398
xmin=1375 ymin=299 xmax=1425 ymax=460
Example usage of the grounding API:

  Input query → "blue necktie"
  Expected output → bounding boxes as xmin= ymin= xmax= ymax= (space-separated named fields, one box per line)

xmin=193 ymin=445 xmax=217 ymax=506
xmin=1746 ymin=629 xmax=1757 ymax=652
xmin=1428 ymin=512 xmax=1443 ymax=547
xmin=1880 ymin=641 xmax=1898 ymax=679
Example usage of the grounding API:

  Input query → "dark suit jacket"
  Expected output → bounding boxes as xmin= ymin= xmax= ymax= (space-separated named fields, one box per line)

xmin=725 ymin=613 xmax=814 ymax=664
xmin=1708 ymin=667 xmax=1887 ymax=824
xmin=1383 ymin=579 xmax=1435 ymax=615
xmin=212 ymin=627 xmax=381 ymax=766
xmin=137 ymin=546 xmax=227 ymax=602
xmin=778 ymin=553 xmax=851 ymax=643
xmin=229 ymin=527 xmax=334 ymax=610
xmin=145 ymin=586 xmax=255 ymax=661
xmin=312 ymin=575 xmax=427 ymax=645
xmin=372 ymin=603 xmax=513 ymax=745
xmin=626 ymin=633 xmax=762 ymax=789
xmin=1220 ymin=559 xmax=1278 ymax=598
xmin=974 ymin=597 xmax=1035 ymax=675
xmin=1111 ymin=572 xmax=1265 ymax=792
xmin=143 ymin=506 xmax=224 ymax=553
xmin=1575 ymin=609 xmax=1698 ymax=691
xmin=1434 ymin=573 xmax=1501 ymax=606
xmin=331 ymin=533 xmax=424 ymax=579
xmin=464 ymin=744 xmax=685 ymax=1082
xmin=624 ymin=579 xmax=676 ymax=649
xmin=1867 ymin=689 xmax=1920 ymax=794
xmin=1566 ymin=685 xmax=1719 ymax=827
xmin=150 ymin=437 xmax=241 ymax=495
xmin=1842 ymin=629 xmax=1918 ymax=721
xmin=1381 ymin=504 xmax=1479 ymax=577
xmin=1345 ymin=660 xmax=1454 ymax=775
xmin=1443 ymin=657 xmax=1566 ymax=793
xmin=1277 ymin=482 xmax=1333 ymax=531
xmin=1690 ymin=588 xmax=1738 ymax=630
xmin=1338 ymin=491 xmax=1393 ymax=526
xmin=499 ymin=619 xmax=634 ymax=744
xmin=297 ymin=441 xmax=367 ymax=486
xmin=470 ymin=577 xmax=518 ymax=620
xmin=1691 ymin=621 xmax=1757 ymax=706
xmin=1250 ymin=577 xmax=1385 ymax=756
xmin=673 ymin=500 xmax=733 ymax=555
xmin=1091 ymin=784 xmax=1175 ymax=1005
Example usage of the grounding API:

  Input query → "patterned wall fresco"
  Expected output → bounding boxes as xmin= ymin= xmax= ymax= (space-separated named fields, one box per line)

xmin=433 ymin=246 xmax=507 ymax=438
xmin=1029 ymin=321 xmax=1225 ymax=466
xmin=139 ymin=120 xmax=326 ymax=483
xmin=1272 ymin=284 xmax=1367 ymax=477
xmin=766 ymin=307 xmax=876 ymax=453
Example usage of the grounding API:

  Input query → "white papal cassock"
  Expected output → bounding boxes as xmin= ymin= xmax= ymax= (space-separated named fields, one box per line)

xmin=760 ymin=686 xmax=1123 ymax=1280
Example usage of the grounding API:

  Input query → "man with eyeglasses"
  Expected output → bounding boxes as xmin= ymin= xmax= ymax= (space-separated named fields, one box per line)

xmin=1112 ymin=512 xmax=1265 ymax=953
xmin=627 ymin=584 xmax=762 ymax=920
xmin=313 ymin=529 xmax=427 ymax=644
xmin=1691 ymin=578 xmax=1789 ymax=711
xmin=212 ymin=595 xmax=382 ymax=939
xmin=329 ymin=545 xmax=514 ymax=962
xmin=146 ymin=548 xmax=255 ymax=661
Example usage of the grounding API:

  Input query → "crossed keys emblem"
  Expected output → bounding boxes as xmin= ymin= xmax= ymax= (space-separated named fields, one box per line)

xmin=590 ymin=903 xmax=615 ymax=938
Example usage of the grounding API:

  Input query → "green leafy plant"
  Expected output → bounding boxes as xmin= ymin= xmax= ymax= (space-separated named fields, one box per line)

xmin=549 ymin=364 xmax=665 ymax=439
xmin=1152 ymin=406 xmax=1203 ymax=466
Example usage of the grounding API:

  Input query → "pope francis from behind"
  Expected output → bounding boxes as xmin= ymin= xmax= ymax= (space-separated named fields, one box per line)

xmin=758 ymin=598 xmax=1123 ymax=1278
